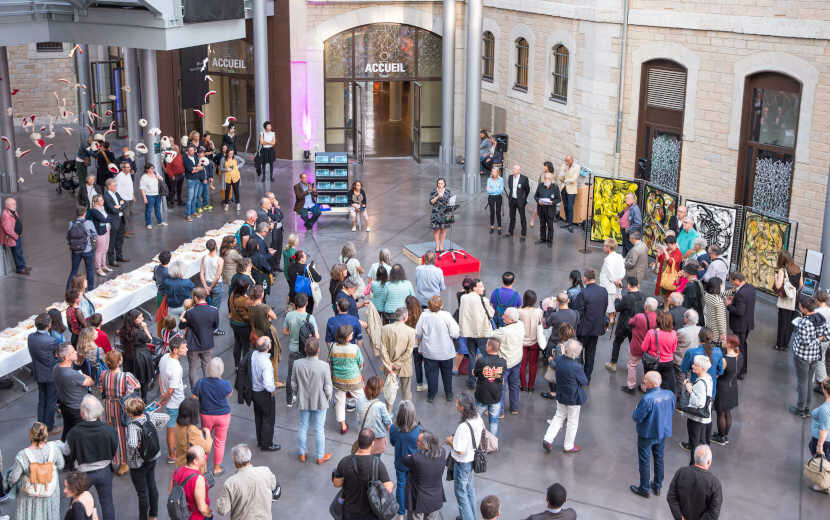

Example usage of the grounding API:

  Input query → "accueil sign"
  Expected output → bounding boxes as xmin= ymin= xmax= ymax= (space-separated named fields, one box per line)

xmin=212 ymin=57 xmax=246 ymax=70
xmin=364 ymin=62 xmax=406 ymax=73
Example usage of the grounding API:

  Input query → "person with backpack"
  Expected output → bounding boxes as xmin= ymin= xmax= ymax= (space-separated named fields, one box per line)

xmin=169 ymin=446 xmax=212 ymax=520
xmin=445 ymin=393 xmax=485 ymax=520
xmin=282 ymin=293 xmax=319 ymax=408
xmin=66 ymin=205 xmax=97 ymax=291
xmin=125 ymin=397 xmax=169 ymax=520
xmin=7 ymin=422 xmax=66 ymax=520
xmin=489 ymin=272 xmax=522 ymax=328
xmin=62 ymin=395 xmax=119 ymax=520
xmin=286 ymin=250 xmax=323 ymax=314
xmin=332 ymin=428 xmax=395 ymax=520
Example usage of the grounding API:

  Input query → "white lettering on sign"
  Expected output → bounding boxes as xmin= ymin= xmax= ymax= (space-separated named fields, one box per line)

xmin=211 ymin=57 xmax=246 ymax=70
xmin=363 ymin=63 xmax=406 ymax=74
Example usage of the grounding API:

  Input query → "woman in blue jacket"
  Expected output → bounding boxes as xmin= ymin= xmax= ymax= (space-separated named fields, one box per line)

xmin=542 ymin=338 xmax=588 ymax=454
xmin=160 ymin=260 xmax=195 ymax=324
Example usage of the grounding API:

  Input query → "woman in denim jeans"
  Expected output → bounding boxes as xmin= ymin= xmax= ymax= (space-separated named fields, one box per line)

xmin=445 ymin=394 xmax=484 ymax=520
xmin=355 ymin=376 xmax=392 ymax=455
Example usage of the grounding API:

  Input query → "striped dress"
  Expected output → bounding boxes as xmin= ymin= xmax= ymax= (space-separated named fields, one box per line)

xmin=98 ymin=369 xmax=140 ymax=465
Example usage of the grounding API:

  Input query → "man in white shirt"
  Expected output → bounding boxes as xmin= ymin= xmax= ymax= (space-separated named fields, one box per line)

xmin=446 ymin=394 xmax=485 ymax=520
xmin=251 ymin=337 xmax=281 ymax=452
xmin=158 ymin=336 xmax=187 ymax=463
xmin=414 ymin=251 xmax=446 ymax=306
xmin=558 ymin=155 xmax=581 ymax=232
xmin=115 ymin=161 xmax=135 ymax=234
xmin=599 ymin=237 xmax=626 ymax=324
xmin=492 ymin=307 xmax=525 ymax=415
xmin=138 ymin=164 xmax=166 ymax=229
xmin=701 ymin=245 xmax=728 ymax=284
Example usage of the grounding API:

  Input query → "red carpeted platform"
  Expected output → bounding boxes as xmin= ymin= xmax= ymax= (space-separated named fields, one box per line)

xmin=424 ymin=250 xmax=481 ymax=276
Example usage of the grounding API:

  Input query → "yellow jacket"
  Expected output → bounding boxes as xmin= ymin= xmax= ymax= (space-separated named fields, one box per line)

xmin=224 ymin=158 xmax=241 ymax=183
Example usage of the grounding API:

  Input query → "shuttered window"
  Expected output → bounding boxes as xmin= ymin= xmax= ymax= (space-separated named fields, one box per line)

xmin=646 ymin=68 xmax=687 ymax=111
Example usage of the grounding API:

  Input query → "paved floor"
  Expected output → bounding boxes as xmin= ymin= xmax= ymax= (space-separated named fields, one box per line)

xmin=0 ymin=139 xmax=826 ymax=519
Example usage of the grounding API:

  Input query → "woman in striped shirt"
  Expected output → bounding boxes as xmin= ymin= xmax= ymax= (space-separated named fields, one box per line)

xmin=329 ymin=324 xmax=364 ymax=435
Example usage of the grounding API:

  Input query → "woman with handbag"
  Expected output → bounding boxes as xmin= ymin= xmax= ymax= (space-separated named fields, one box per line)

xmin=445 ymin=394 xmax=484 ymax=520
xmin=355 ymin=376 xmax=392 ymax=455
xmin=774 ymin=251 xmax=803 ymax=351
xmin=623 ymin=297 xmax=659 ymax=393
xmin=97 ymin=350 xmax=140 ymax=475
xmin=173 ymin=398 xmax=213 ymax=468
xmin=285 ymin=250 xmax=322 ymax=314
xmin=682 ymin=355 xmax=713 ymax=464
xmin=518 ymin=290 xmax=545 ymax=393
xmin=639 ymin=311 xmax=678 ymax=392
xmin=7 ymin=422 xmax=65 ymax=520
xmin=655 ymin=235 xmax=682 ymax=306
xmin=713 ymin=335 xmax=741 ymax=446
xmin=541 ymin=323 xmax=575 ymax=400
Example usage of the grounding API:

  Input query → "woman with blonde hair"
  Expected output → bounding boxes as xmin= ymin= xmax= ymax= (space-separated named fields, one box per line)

xmin=75 ymin=326 xmax=102 ymax=380
xmin=219 ymin=235 xmax=243 ymax=288
xmin=98 ymin=349 xmax=140 ymax=475
xmin=773 ymin=250 xmax=803 ymax=350
xmin=222 ymin=148 xmax=241 ymax=212
xmin=282 ymin=232 xmax=299 ymax=283
xmin=7 ymin=422 xmax=65 ymax=520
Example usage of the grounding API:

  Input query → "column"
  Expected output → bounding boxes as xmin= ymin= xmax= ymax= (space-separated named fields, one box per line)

xmin=122 ymin=48 xmax=141 ymax=152
xmin=463 ymin=0 xmax=483 ymax=182
xmin=252 ymin=0 xmax=270 ymax=134
xmin=388 ymin=82 xmax=402 ymax=122
xmin=139 ymin=49 xmax=161 ymax=175
xmin=0 ymin=47 xmax=17 ymax=194
xmin=439 ymin=0 xmax=456 ymax=165
xmin=74 ymin=44 xmax=91 ymax=145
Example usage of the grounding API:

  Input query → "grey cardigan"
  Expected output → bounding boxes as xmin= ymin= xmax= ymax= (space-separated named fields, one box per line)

xmin=291 ymin=357 xmax=333 ymax=411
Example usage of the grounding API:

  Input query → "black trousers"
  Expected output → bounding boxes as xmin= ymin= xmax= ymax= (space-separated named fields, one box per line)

xmin=539 ymin=205 xmax=555 ymax=242
xmin=59 ymin=404 xmax=83 ymax=441
xmin=488 ymin=195 xmax=502 ymax=228
xmin=107 ymin=222 xmax=125 ymax=263
xmin=271 ymin=228 xmax=283 ymax=266
xmin=687 ymin=419 xmax=711 ymax=465
xmin=611 ymin=330 xmax=631 ymax=364
xmin=622 ymin=229 xmax=632 ymax=255
xmin=736 ymin=330 xmax=749 ymax=376
xmin=169 ymin=176 xmax=184 ymax=204
xmin=252 ymin=390 xmax=276 ymax=448
xmin=508 ymin=199 xmax=527 ymax=236
xmin=224 ymin=181 xmax=240 ymax=203
xmin=230 ymin=324 xmax=251 ymax=368
xmin=129 ymin=459 xmax=158 ymax=520
xmin=657 ymin=361 xmax=675 ymax=392
xmin=777 ymin=308 xmax=797 ymax=349
xmin=578 ymin=335 xmax=599 ymax=383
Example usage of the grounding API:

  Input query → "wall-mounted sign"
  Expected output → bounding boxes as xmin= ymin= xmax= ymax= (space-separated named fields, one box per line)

xmin=364 ymin=62 xmax=406 ymax=73
xmin=212 ymin=57 xmax=246 ymax=70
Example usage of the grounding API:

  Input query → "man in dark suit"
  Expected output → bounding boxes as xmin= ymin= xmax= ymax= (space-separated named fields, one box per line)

xmin=504 ymin=164 xmax=530 ymax=241
xmin=103 ymin=178 xmax=128 ymax=265
xmin=77 ymin=173 xmax=102 ymax=208
xmin=607 ymin=276 xmax=646 ymax=372
xmin=27 ymin=312 xmax=61 ymax=433
xmin=293 ymin=172 xmax=320 ymax=230
xmin=726 ymin=271 xmax=756 ymax=379
xmin=523 ymin=483 xmax=577 ymax=520
xmin=571 ymin=269 xmax=608 ymax=383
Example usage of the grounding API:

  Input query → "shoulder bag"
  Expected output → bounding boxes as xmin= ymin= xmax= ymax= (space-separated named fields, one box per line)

xmin=466 ymin=421 xmax=487 ymax=473
xmin=677 ymin=377 xmax=711 ymax=419
xmin=642 ymin=329 xmax=660 ymax=371
xmin=480 ymin=296 xmax=496 ymax=329
xmin=803 ymin=454 xmax=830 ymax=490
xmin=535 ymin=310 xmax=547 ymax=348
xmin=362 ymin=455 xmax=398 ymax=520
xmin=351 ymin=401 xmax=380 ymax=454
xmin=660 ymin=257 xmax=679 ymax=291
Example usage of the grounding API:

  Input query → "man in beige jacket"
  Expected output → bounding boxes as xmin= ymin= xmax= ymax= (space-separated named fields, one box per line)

xmin=492 ymin=307 xmax=525 ymax=414
xmin=215 ymin=444 xmax=277 ymax=520
xmin=379 ymin=307 xmax=417 ymax=410
xmin=458 ymin=278 xmax=495 ymax=389
xmin=559 ymin=155 xmax=580 ymax=232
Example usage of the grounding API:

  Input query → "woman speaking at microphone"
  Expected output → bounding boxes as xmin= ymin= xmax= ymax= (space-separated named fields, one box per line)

xmin=429 ymin=178 xmax=453 ymax=252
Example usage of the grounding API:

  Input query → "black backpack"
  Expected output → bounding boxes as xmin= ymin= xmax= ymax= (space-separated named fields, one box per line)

xmin=234 ymin=350 xmax=254 ymax=406
xmin=466 ymin=421 xmax=487 ymax=473
xmin=297 ymin=313 xmax=315 ymax=358
xmin=352 ymin=456 xmax=397 ymax=520
xmin=167 ymin=472 xmax=197 ymax=520
xmin=136 ymin=417 xmax=160 ymax=462
xmin=67 ymin=220 xmax=89 ymax=253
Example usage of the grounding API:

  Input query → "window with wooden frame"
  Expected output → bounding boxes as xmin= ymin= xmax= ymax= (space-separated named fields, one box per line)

xmin=514 ymin=37 xmax=529 ymax=91
xmin=550 ymin=44 xmax=569 ymax=103
xmin=482 ymin=31 xmax=495 ymax=81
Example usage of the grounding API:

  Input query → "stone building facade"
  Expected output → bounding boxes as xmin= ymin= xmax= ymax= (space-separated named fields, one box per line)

xmin=7 ymin=43 xmax=78 ymax=126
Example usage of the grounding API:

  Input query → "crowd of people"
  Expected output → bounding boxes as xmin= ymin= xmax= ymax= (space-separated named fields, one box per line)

xmin=1 ymin=136 xmax=829 ymax=520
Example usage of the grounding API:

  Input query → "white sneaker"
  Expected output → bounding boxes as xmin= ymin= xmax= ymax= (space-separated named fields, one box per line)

xmin=224 ymin=204 xmax=229 ymax=212
xmin=365 ymin=227 xmax=371 ymax=232
xmin=351 ymin=226 xmax=356 ymax=232
xmin=236 ymin=204 xmax=241 ymax=211
xmin=146 ymin=225 xmax=152 ymax=230
xmin=416 ymin=384 xmax=427 ymax=392
xmin=160 ymin=222 xmax=168 ymax=226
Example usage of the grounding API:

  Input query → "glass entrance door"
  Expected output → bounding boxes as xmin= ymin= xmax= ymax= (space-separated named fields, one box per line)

xmin=351 ymin=82 xmax=365 ymax=163
xmin=411 ymin=81 xmax=422 ymax=163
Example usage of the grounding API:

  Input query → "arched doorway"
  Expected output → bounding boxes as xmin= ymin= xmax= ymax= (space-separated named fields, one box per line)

xmin=323 ymin=23 xmax=442 ymax=160
xmin=635 ymin=59 xmax=687 ymax=191
xmin=735 ymin=72 xmax=801 ymax=217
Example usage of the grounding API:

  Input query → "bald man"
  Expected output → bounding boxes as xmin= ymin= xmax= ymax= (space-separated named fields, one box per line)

xmin=1 ymin=197 xmax=30 ymax=274
xmin=559 ymin=155 xmax=580 ymax=232
xmin=631 ymin=371 xmax=676 ymax=498
xmin=504 ymin=165 xmax=530 ymax=241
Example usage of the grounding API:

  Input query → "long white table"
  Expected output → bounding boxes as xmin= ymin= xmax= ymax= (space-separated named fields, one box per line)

xmin=0 ymin=220 xmax=244 ymax=386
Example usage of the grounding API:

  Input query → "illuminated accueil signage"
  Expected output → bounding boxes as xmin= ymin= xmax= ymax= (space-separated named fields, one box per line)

xmin=364 ymin=62 xmax=406 ymax=73
xmin=212 ymin=57 xmax=246 ymax=70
